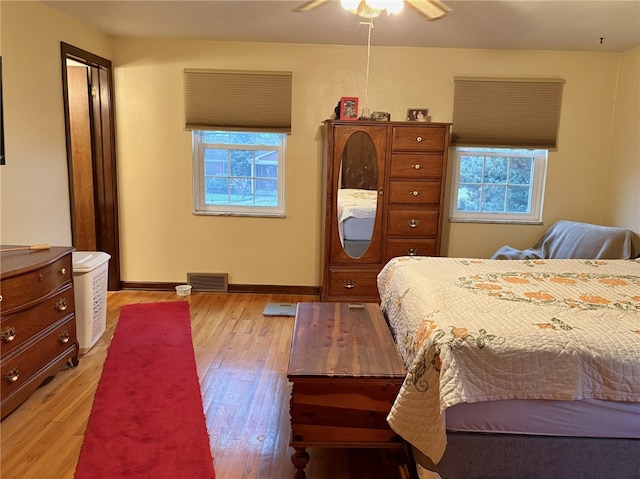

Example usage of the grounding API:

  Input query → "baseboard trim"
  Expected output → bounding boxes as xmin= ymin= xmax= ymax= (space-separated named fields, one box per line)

xmin=120 ymin=281 xmax=320 ymax=296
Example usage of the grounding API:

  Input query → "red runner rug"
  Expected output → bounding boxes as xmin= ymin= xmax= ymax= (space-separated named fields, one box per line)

xmin=75 ymin=301 xmax=215 ymax=479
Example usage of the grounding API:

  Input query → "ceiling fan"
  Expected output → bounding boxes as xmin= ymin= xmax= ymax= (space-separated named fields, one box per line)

xmin=295 ymin=0 xmax=452 ymax=21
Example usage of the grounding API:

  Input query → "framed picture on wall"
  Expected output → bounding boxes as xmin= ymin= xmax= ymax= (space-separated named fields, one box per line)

xmin=406 ymin=108 xmax=429 ymax=122
xmin=340 ymin=97 xmax=358 ymax=121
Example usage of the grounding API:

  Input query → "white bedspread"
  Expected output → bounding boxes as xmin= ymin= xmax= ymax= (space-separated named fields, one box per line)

xmin=377 ymin=257 xmax=640 ymax=464
xmin=337 ymin=188 xmax=377 ymax=244
xmin=337 ymin=188 xmax=377 ymax=223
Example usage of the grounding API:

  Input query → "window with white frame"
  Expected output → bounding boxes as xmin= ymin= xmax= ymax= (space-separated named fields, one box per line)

xmin=450 ymin=147 xmax=547 ymax=223
xmin=193 ymin=130 xmax=286 ymax=216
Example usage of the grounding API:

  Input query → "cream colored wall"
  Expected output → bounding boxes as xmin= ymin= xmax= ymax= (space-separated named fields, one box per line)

xmin=443 ymin=51 xmax=625 ymax=257
xmin=1 ymin=0 xmax=636 ymax=286
xmin=113 ymin=38 xmax=628 ymax=284
xmin=602 ymin=46 xmax=640 ymax=232
xmin=0 ymin=1 xmax=111 ymax=246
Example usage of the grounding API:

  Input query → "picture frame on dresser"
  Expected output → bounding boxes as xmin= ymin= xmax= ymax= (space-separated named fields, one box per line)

xmin=406 ymin=108 xmax=429 ymax=122
xmin=339 ymin=97 xmax=358 ymax=120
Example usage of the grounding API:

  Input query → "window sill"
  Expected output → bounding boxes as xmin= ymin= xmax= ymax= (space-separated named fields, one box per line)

xmin=449 ymin=218 xmax=543 ymax=225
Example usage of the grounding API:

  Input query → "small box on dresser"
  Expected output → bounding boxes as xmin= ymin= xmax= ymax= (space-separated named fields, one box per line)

xmin=1 ymin=246 xmax=79 ymax=420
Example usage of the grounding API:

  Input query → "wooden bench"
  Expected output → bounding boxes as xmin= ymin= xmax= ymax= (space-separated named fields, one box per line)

xmin=287 ymin=302 xmax=407 ymax=478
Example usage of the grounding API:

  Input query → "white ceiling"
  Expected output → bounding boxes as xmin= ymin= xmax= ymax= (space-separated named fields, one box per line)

xmin=43 ymin=0 xmax=640 ymax=53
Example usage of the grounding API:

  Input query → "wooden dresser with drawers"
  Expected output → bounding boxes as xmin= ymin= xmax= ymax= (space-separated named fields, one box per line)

xmin=321 ymin=120 xmax=451 ymax=302
xmin=0 ymin=246 xmax=79 ymax=419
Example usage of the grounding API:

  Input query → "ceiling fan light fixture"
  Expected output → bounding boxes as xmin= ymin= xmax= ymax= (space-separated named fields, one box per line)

xmin=386 ymin=0 xmax=404 ymax=15
xmin=340 ymin=0 xmax=361 ymax=14
xmin=341 ymin=0 xmax=405 ymax=18
xmin=367 ymin=0 xmax=404 ymax=15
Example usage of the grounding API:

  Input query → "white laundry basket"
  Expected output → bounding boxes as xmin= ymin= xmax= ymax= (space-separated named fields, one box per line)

xmin=72 ymin=251 xmax=111 ymax=354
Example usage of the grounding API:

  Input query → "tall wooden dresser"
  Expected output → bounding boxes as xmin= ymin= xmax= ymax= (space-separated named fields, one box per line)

xmin=321 ymin=120 xmax=451 ymax=302
xmin=1 ymin=246 xmax=79 ymax=419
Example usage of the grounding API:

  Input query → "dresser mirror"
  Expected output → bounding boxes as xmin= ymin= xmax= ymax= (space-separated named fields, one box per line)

xmin=338 ymin=131 xmax=378 ymax=258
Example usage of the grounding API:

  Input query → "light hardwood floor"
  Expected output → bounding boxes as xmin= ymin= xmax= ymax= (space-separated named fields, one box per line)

xmin=1 ymin=291 xmax=412 ymax=479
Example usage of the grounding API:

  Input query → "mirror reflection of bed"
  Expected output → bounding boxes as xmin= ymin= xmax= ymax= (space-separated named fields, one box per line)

xmin=337 ymin=131 xmax=378 ymax=258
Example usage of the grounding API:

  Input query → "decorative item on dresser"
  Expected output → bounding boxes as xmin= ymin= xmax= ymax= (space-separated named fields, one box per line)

xmin=320 ymin=119 xmax=451 ymax=302
xmin=0 ymin=245 xmax=79 ymax=420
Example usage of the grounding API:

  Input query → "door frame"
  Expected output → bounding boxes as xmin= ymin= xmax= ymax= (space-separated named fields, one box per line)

xmin=60 ymin=42 xmax=121 ymax=290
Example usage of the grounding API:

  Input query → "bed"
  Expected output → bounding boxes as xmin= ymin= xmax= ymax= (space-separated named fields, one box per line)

xmin=337 ymin=188 xmax=377 ymax=257
xmin=377 ymin=256 xmax=640 ymax=479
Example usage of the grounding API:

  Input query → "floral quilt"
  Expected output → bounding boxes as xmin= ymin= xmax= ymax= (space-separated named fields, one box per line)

xmin=377 ymin=257 xmax=640 ymax=464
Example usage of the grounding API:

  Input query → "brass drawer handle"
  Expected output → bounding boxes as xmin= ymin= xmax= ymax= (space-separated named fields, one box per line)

xmin=58 ymin=330 xmax=71 ymax=344
xmin=407 ymin=248 xmax=419 ymax=256
xmin=4 ymin=368 xmax=20 ymax=384
xmin=413 ymin=136 xmax=423 ymax=142
xmin=412 ymin=164 xmax=421 ymax=170
xmin=55 ymin=298 xmax=68 ymax=311
xmin=343 ymin=279 xmax=356 ymax=289
xmin=408 ymin=219 xmax=420 ymax=228
xmin=1 ymin=326 xmax=16 ymax=343
xmin=411 ymin=190 xmax=420 ymax=196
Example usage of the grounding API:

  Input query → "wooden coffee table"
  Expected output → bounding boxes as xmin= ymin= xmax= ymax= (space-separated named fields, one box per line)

xmin=287 ymin=302 xmax=407 ymax=479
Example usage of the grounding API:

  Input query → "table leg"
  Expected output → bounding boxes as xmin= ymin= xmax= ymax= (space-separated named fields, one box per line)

xmin=291 ymin=447 xmax=310 ymax=479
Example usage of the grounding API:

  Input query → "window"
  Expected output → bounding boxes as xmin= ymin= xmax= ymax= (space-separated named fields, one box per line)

xmin=450 ymin=147 xmax=547 ymax=223
xmin=193 ymin=131 xmax=286 ymax=216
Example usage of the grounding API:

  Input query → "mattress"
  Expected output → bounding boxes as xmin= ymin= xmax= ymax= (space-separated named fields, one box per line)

xmin=342 ymin=216 xmax=375 ymax=241
xmin=445 ymin=398 xmax=640 ymax=438
xmin=377 ymin=256 xmax=640 ymax=464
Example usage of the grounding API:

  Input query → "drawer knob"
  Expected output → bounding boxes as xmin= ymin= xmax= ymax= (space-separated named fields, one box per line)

xmin=55 ymin=298 xmax=68 ymax=311
xmin=38 ymin=274 xmax=44 ymax=281
xmin=343 ymin=279 xmax=356 ymax=289
xmin=407 ymin=248 xmax=419 ymax=256
xmin=1 ymin=326 xmax=16 ymax=343
xmin=414 ymin=136 xmax=423 ymax=142
xmin=412 ymin=164 xmax=422 ymax=170
xmin=4 ymin=368 xmax=20 ymax=384
xmin=60 ymin=267 xmax=67 ymax=275
xmin=411 ymin=190 xmax=420 ymax=196
xmin=58 ymin=330 xmax=71 ymax=344
xmin=408 ymin=219 xmax=420 ymax=228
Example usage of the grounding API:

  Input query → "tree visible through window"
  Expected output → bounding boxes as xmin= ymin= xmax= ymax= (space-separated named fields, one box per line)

xmin=451 ymin=147 xmax=547 ymax=223
xmin=193 ymin=131 xmax=285 ymax=216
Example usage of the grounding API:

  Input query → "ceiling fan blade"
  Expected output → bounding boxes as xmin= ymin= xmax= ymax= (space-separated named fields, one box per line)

xmin=294 ymin=0 xmax=333 ymax=12
xmin=406 ymin=0 xmax=452 ymax=20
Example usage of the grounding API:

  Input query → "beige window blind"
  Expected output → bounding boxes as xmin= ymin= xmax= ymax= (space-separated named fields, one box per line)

xmin=184 ymin=69 xmax=292 ymax=133
xmin=452 ymin=77 xmax=564 ymax=149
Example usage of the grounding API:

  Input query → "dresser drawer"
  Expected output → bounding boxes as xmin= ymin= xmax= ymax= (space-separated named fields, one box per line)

xmin=1 ymin=316 xmax=77 ymax=398
xmin=385 ymin=239 xmax=437 ymax=261
xmin=0 ymin=256 xmax=72 ymax=314
xmin=390 ymin=153 xmax=443 ymax=179
xmin=392 ymin=126 xmax=446 ymax=152
xmin=387 ymin=208 xmax=439 ymax=237
xmin=389 ymin=180 xmax=441 ymax=204
xmin=326 ymin=269 xmax=380 ymax=300
xmin=0 ymin=283 xmax=75 ymax=357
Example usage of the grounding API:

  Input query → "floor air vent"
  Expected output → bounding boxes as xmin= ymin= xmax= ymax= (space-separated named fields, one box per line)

xmin=187 ymin=273 xmax=229 ymax=292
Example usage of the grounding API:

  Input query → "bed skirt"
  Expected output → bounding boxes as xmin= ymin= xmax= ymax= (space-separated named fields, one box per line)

xmin=412 ymin=433 xmax=640 ymax=479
